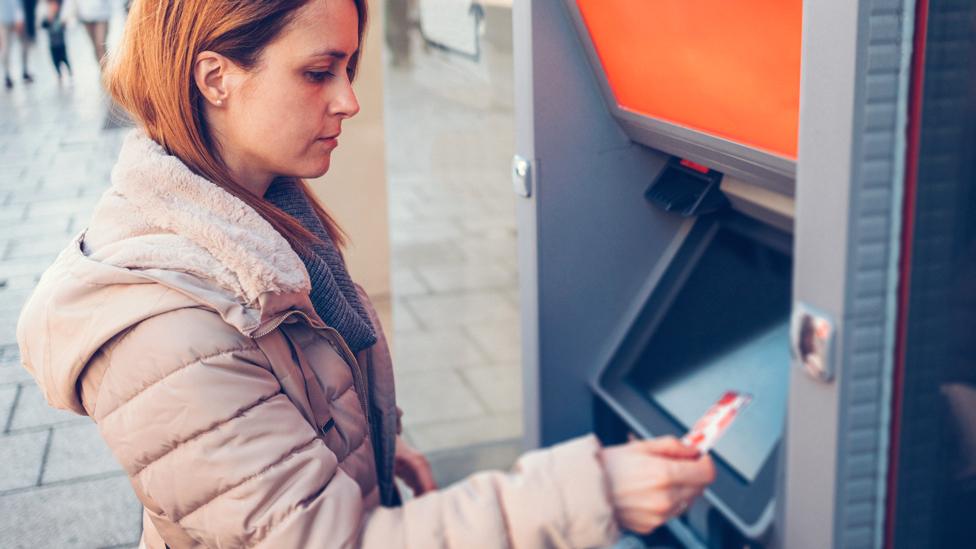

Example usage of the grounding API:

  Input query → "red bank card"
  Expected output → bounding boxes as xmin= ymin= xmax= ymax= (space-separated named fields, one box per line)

xmin=681 ymin=391 xmax=752 ymax=453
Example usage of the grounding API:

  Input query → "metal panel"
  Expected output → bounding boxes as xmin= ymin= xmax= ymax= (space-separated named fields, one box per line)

xmin=516 ymin=0 xmax=686 ymax=447
xmin=783 ymin=0 xmax=914 ymax=547
xmin=513 ymin=0 xmax=540 ymax=450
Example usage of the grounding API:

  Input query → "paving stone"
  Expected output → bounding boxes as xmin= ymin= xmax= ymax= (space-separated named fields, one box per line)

xmin=42 ymin=423 xmax=122 ymax=484
xmin=0 ymin=274 xmax=45 ymax=293
xmin=395 ymin=369 xmax=486 ymax=426
xmin=0 ymin=316 xmax=19 ymax=346
xmin=405 ymin=290 xmax=519 ymax=328
xmin=0 ymin=290 xmax=33 ymax=315
xmin=426 ymin=438 xmax=522 ymax=487
xmin=405 ymin=412 xmax=523 ymax=453
xmin=8 ymin=384 xmax=86 ymax=431
xmin=0 ymin=384 xmax=18 ymax=429
xmin=6 ymin=185 xmax=88 ymax=206
xmin=25 ymin=197 xmax=100 ymax=220
xmin=0 ymin=430 xmax=48 ymax=491
xmin=5 ymin=236 xmax=75 ymax=262
xmin=0 ymin=216 xmax=73 ymax=240
xmin=391 ymin=240 xmax=468 ymax=269
xmin=390 ymin=218 xmax=463 ymax=245
xmin=392 ymin=301 xmax=422 ymax=331
xmin=392 ymin=269 xmax=429 ymax=296
xmin=0 ymin=204 xmax=27 ymax=224
xmin=461 ymin=366 xmax=522 ymax=413
xmin=0 ymin=344 xmax=21 ymax=362
xmin=393 ymin=327 xmax=489 ymax=371
xmin=459 ymin=234 xmax=519 ymax=264
xmin=464 ymin=320 xmax=522 ymax=363
xmin=459 ymin=215 xmax=518 ymax=238
xmin=416 ymin=262 xmax=516 ymax=293
xmin=0 ymin=475 xmax=142 ymax=549
xmin=0 ymin=362 xmax=33 ymax=388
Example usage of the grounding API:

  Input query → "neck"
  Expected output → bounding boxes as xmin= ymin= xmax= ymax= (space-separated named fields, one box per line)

xmin=219 ymin=146 xmax=275 ymax=197
xmin=207 ymin=112 xmax=274 ymax=197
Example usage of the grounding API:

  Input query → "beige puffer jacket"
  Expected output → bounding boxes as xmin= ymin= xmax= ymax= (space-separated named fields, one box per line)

xmin=16 ymin=131 xmax=620 ymax=549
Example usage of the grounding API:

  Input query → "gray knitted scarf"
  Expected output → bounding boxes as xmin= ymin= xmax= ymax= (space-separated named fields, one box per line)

xmin=264 ymin=179 xmax=377 ymax=354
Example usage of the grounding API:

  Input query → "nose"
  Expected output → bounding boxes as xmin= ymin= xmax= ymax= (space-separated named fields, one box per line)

xmin=330 ymin=76 xmax=360 ymax=120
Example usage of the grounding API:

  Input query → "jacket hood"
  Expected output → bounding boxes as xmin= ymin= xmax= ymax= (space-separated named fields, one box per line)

xmin=17 ymin=130 xmax=320 ymax=414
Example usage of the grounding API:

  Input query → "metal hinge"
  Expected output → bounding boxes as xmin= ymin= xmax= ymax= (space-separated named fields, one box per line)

xmin=512 ymin=155 xmax=533 ymax=198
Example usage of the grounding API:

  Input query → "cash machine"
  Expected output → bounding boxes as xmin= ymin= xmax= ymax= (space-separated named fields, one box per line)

xmin=513 ymin=1 xmax=976 ymax=548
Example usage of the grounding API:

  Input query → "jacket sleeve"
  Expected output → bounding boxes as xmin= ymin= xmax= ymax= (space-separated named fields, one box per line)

xmin=351 ymin=436 xmax=621 ymax=549
xmin=88 ymin=307 xmax=618 ymax=549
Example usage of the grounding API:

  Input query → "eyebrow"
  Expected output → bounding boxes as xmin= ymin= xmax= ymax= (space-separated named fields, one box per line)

xmin=309 ymin=49 xmax=351 ymax=60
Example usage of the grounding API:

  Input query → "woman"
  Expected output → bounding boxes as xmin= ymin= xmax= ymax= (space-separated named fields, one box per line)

xmin=16 ymin=1 xmax=715 ymax=547
xmin=0 ymin=0 xmax=32 ymax=88
xmin=64 ymin=0 xmax=110 ymax=66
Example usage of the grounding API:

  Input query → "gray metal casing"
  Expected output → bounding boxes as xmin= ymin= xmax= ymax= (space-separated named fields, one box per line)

xmin=514 ymin=1 xmax=915 ymax=547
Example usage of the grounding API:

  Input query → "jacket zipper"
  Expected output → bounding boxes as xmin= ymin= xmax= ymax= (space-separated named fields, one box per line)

xmin=252 ymin=310 xmax=373 ymax=430
xmin=320 ymin=328 xmax=372 ymax=428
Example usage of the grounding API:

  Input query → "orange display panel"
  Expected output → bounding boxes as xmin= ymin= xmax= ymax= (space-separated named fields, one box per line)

xmin=576 ymin=0 xmax=802 ymax=159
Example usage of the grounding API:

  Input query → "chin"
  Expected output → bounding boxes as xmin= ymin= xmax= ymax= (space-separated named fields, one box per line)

xmin=297 ymin=158 xmax=332 ymax=180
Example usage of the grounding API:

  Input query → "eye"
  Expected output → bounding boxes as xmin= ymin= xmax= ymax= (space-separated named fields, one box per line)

xmin=304 ymin=71 xmax=333 ymax=83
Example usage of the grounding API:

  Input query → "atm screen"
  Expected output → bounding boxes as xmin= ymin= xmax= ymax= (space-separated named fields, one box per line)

xmin=575 ymin=0 xmax=803 ymax=159
xmin=628 ymin=226 xmax=792 ymax=482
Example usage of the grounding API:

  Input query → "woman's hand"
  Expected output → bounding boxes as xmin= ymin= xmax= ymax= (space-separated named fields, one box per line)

xmin=599 ymin=436 xmax=716 ymax=534
xmin=394 ymin=436 xmax=438 ymax=497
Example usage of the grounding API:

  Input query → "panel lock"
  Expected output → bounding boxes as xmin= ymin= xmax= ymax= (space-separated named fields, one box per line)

xmin=512 ymin=155 xmax=533 ymax=198
xmin=790 ymin=304 xmax=835 ymax=383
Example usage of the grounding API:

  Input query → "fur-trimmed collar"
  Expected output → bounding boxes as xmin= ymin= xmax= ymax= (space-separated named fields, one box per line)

xmin=85 ymin=130 xmax=311 ymax=307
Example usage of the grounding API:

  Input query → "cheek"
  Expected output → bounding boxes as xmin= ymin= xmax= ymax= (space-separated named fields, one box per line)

xmin=244 ymin=86 xmax=320 ymax=155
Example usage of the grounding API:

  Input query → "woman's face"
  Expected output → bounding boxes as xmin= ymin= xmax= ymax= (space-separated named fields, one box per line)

xmin=213 ymin=0 xmax=361 ymax=190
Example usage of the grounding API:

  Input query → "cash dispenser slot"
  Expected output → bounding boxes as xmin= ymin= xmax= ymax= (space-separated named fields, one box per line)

xmin=593 ymin=204 xmax=793 ymax=546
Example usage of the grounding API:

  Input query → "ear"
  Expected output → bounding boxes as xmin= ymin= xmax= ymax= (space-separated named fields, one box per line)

xmin=194 ymin=51 xmax=231 ymax=107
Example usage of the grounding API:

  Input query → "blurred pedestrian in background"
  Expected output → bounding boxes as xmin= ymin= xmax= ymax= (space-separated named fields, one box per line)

xmin=0 ymin=0 xmax=33 ymax=89
xmin=40 ymin=0 xmax=69 ymax=83
xmin=63 ymin=0 xmax=110 ymax=68
xmin=21 ymin=0 xmax=37 ymax=42
xmin=385 ymin=0 xmax=412 ymax=67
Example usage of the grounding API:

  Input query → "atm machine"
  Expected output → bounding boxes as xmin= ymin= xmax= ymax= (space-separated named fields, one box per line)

xmin=513 ymin=1 xmax=976 ymax=548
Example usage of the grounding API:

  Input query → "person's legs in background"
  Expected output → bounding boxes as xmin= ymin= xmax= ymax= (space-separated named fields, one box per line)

xmin=19 ymin=0 xmax=35 ymax=82
xmin=16 ymin=20 xmax=30 ymax=82
xmin=0 ymin=23 xmax=11 ymax=89
xmin=82 ymin=19 xmax=108 ymax=68
xmin=50 ymin=42 xmax=69 ymax=83
xmin=20 ymin=0 xmax=36 ymax=42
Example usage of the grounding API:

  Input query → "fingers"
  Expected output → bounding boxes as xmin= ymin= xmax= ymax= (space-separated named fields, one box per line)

xmin=663 ymin=453 xmax=716 ymax=488
xmin=394 ymin=444 xmax=439 ymax=496
xmin=632 ymin=435 xmax=701 ymax=460
xmin=664 ymin=485 xmax=703 ymax=517
xmin=605 ymin=437 xmax=718 ymax=536
xmin=617 ymin=508 xmax=665 ymax=535
xmin=413 ymin=457 xmax=438 ymax=494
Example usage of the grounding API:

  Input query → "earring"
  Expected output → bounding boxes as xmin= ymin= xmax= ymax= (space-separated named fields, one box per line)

xmin=216 ymin=99 xmax=224 ymax=106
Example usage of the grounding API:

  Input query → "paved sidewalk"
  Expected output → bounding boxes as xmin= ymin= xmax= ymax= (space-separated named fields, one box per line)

xmin=0 ymin=15 xmax=142 ymax=548
xmin=386 ymin=27 xmax=523 ymax=455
